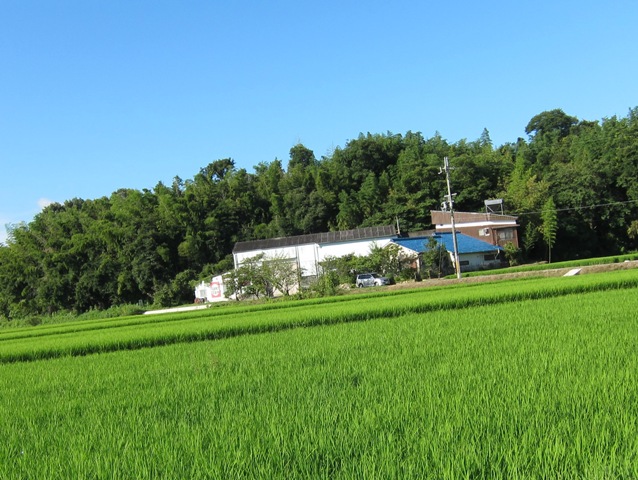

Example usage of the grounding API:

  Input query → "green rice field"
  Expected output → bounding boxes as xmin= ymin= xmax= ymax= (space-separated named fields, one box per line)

xmin=1 ymin=269 xmax=638 ymax=478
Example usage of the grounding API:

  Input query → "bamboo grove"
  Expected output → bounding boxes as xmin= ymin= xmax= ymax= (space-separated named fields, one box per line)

xmin=1 ymin=108 xmax=638 ymax=316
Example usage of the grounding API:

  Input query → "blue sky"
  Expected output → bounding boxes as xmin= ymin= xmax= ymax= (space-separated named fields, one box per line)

xmin=1 ymin=0 xmax=637 ymax=244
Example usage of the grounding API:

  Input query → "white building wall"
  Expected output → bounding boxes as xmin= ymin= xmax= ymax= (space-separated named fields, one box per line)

xmin=456 ymin=253 xmax=484 ymax=271
xmin=455 ymin=252 xmax=501 ymax=271
xmin=234 ymin=245 xmax=319 ymax=276
xmin=297 ymin=244 xmax=320 ymax=276
xmin=319 ymin=238 xmax=392 ymax=261
xmin=234 ymin=246 xmax=296 ymax=266
xmin=233 ymin=237 xmax=395 ymax=278
xmin=194 ymin=274 xmax=231 ymax=303
xmin=437 ymin=220 xmax=516 ymax=229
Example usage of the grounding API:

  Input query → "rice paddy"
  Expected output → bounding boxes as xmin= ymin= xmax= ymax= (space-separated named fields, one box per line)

xmin=1 ymin=269 xmax=637 ymax=478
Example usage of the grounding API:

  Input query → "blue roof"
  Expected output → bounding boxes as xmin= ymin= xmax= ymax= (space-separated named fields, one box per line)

xmin=393 ymin=233 xmax=502 ymax=254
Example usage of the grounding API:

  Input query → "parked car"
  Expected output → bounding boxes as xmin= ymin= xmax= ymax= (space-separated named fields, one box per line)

xmin=356 ymin=273 xmax=390 ymax=287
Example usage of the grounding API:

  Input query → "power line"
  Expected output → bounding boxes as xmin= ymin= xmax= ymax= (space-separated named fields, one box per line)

xmin=512 ymin=198 xmax=638 ymax=217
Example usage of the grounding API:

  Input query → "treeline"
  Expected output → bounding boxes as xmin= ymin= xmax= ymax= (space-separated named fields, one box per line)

xmin=1 ymin=108 xmax=638 ymax=318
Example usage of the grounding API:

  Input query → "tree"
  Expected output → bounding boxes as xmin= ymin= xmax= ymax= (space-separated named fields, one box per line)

xmin=153 ymin=270 xmax=196 ymax=307
xmin=222 ymin=269 xmax=243 ymax=301
xmin=287 ymin=144 xmax=316 ymax=170
xmin=541 ymin=197 xmax=558 ymax=263
xmin=523 ymin=222 xmax=540 ymax=257
xmin=479 ymin=128 xmax=492 ymax=148
xmin=317 ymin=254 xmax=357 ymax=286
xmin=364 ymin=242 xmax=404 ymax=278
xmin=253 ymin=160 xmax=284 ymax=238
xmin=6 ymin=109 xmax=638 ymax=319
xmin=202 ymin=158 xmax=235 ymax=181
xmin=264 ymin=254 xmax=300 ymax=296
xmin=503 ymin=241 xmax=522 ymax=267
xmin=224 ymin=254 xmax=270 ymax=300
xmin=504 ymin=155 xmax=550 ymax=258
xmin=277 ymin=147 xmax=328 ymax=235
xmin=451 ymin=137 xmax=513 ymax=212
xmin=386 ymin=131 xmax=448 ymax=231
xmin=525 ymin=109 xmax=578 ymax=138
xmin=311 ymin=268 xmax=340 ymax=297
xmin=357 ymin=172 xmax=379 ymax=209
xmin=336 ymin=191 xmax=362 ymax=230
xmin=421 ymin=237 xmax=452 ymax=279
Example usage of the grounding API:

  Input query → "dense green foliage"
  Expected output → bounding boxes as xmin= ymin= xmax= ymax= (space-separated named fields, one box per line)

xmin=1 ymin=108 xmax=638 ymax=315
xmin=1 ymin=271 xmax=637 ymax=477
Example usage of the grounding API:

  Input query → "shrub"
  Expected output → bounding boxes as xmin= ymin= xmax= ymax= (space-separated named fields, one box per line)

xmin=504 ymin=241 xmax=522 ymax=267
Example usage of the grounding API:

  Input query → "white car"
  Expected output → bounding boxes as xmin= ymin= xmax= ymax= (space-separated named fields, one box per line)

xmin=356 ymin=273 xmax=390 ymax=287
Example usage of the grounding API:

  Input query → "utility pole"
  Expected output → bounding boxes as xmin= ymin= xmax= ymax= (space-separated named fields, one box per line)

xmin=440 ymin=156 xmax=461 ymax=279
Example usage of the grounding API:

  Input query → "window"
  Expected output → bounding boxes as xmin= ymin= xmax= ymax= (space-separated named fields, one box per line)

xmin=498 ymin=229 xmax=514 ymax=240
xmin=459 ymin=260 xmax=470 ymax=266
xmin=484 ymin=254 xmax=497 ymax=261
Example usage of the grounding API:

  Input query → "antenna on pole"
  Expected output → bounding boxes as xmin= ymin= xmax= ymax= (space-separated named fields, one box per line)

xmin=439 ymin=156 xmax=461 ymax=279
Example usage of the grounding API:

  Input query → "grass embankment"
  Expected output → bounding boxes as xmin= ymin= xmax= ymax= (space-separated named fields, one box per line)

xmin=1 ymin=278 xmax=637 ymax=478
xmin=454 ymin=252 xmax=638 ymax=278
xmin=2 ymin=268 xmax=638 ymax=363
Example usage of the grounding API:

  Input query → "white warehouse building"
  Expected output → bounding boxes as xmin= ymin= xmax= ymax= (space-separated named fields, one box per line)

xmin=232 ymin=225 xmax=398 ymax=278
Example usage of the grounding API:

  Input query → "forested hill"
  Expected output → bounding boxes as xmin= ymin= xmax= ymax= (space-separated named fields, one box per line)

xmin=2 ymin=108 xmax=638 ymax=317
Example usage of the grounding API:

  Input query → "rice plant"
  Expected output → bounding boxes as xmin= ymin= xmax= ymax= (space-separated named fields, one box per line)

xmin=1 ymin=287 xmax=637 ymax=478
xmin=2 ymin=268 xmax=638 ymax=363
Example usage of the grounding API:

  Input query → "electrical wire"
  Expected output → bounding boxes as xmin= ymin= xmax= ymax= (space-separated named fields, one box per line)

xmin=511 ymin=198 xmax=638 ymax=217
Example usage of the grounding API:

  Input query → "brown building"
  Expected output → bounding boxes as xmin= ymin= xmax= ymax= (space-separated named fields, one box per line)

xmin=430 ymin=211 xmax=519 ymax=249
